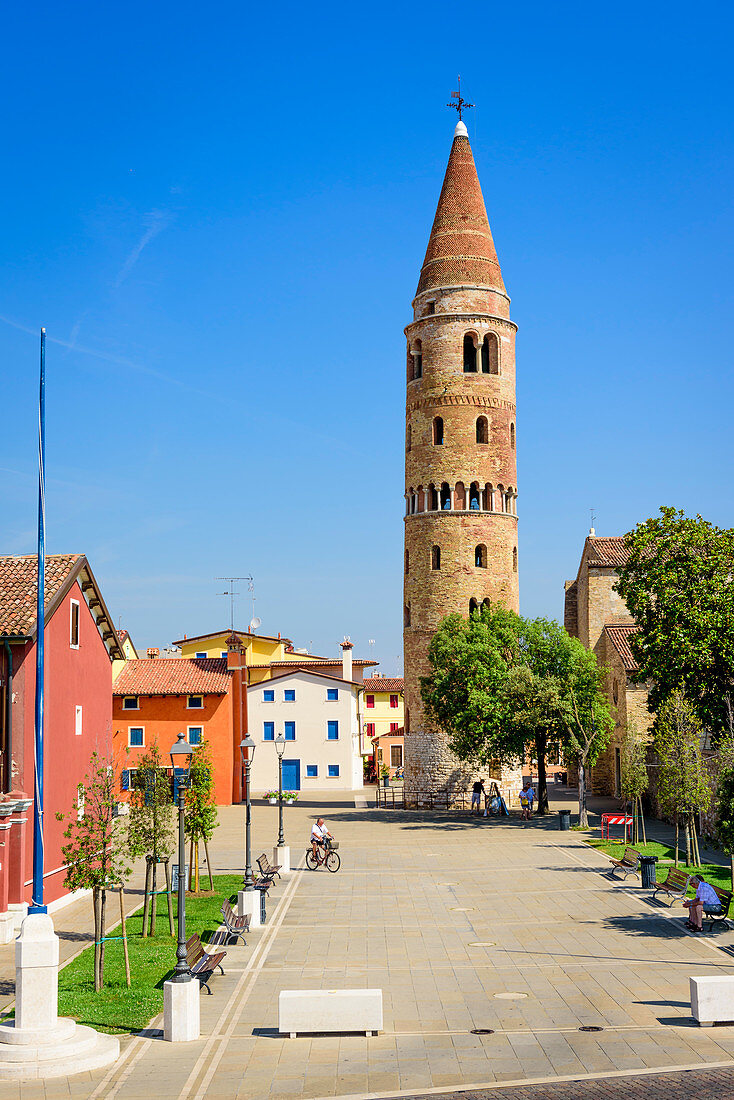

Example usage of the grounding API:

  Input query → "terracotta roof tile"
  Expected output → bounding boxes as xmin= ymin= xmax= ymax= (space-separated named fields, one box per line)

xmin=0 ymin=554 xmax=83 ymax=637
xmin=587 ymin=537 xmax=629 ymax=568
xmin=417 ymin=134 xmax=505 ymax=296
xmin=113 ymin=658 xmax=231 ymax=696
xmin=363 ymin=678 xmax=404 ymax=693
xmin=604 ymin=625 xmax=639 ymax=672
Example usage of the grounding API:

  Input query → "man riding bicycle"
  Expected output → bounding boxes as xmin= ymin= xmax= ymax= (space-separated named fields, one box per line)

xmin=310 ymin=818 xmax=333 ymax=863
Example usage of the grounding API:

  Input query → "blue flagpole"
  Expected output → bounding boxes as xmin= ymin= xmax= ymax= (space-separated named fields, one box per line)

xmin=29 ymin=328 xmax=46 ymax=915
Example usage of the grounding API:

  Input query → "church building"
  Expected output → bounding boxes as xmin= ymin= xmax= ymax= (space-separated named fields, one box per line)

xmin=403 ymin=115 xmax=520 ymax=798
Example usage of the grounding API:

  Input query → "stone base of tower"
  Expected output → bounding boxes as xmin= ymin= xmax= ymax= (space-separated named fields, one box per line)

xmin=403 ymin=723 xmax=523 ymax=810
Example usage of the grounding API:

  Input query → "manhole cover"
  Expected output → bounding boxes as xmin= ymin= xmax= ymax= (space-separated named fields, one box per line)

xmin=468 ymin=941 xmax=496 ymax=947
xmin=579 ymin=1025 xmax=604 ymax=1032
xmin=470 ymin=1028 xmax=495 ymax=1035
xmin=494 ymin=992 xmax=528 ymax=1000
xmin=449 ymin=906 xmax=476 ymax=912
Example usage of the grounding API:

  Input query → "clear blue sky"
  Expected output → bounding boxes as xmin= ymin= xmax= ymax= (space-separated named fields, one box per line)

xmin=2 ymin=2 xmax=733 ymax=674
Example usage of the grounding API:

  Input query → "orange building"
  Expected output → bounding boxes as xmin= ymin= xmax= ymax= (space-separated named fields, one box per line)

xmin=112 ymin=651 xmax=244 ymax=805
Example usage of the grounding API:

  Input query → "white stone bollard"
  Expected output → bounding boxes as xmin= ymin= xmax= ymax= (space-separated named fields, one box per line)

xmin=15 ymin=913 xmax=59 ymax=1031
xmin=238 ymin=888 xmax=261 ymax=928
xmin=163 ymin=978 xmax=200 ymax=1042
xmin=273 ymin=846 xmax=290 ymax=874
xmin=279 ymin=989 xmax=383 ymax=1038
xmin=690 ymin=975 xmax=734 ymax=1026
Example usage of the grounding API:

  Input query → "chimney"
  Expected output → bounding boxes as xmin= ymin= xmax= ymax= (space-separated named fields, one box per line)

xmin=147 ymin=647 xmax=159 ymax=660
xmin=340 ymin=637 xmax=354 ymax=681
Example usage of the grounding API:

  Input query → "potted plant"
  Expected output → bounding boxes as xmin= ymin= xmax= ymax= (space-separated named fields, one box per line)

xmin=380 ymin=764 xmax=390 ymax=788
xmin=283 ymin=791 xmax=299 ymax=804
xmin=265 ymin=791 xmax=278 ymax=805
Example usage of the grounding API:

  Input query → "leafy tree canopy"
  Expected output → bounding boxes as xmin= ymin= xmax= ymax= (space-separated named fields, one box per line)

xmin=616 ymin=506 xmax=734 ymax=735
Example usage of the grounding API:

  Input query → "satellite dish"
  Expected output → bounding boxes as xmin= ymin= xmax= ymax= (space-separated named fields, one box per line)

xmin=249 ymin=618 xmax=261 ymax=632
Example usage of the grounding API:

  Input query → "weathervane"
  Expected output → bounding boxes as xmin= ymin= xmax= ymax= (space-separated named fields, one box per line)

xmin=447 ymin=75 xmax=474 ymax=121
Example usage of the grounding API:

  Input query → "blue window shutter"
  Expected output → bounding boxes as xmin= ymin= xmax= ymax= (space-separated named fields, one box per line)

xmin=285 ymin=721 xmax=296 ymax=740
xmin=121 ymin=769 xmax=129 ymax=791
xmin=327 ymin=720 xmax=339 ymax=740
xmin=264 ymin=722 xmax=275 ymax=741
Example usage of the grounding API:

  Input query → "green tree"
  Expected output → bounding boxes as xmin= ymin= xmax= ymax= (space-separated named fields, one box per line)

xmin=184 ymin=739 xmax=218 ymax=892
xmin=715 ymin=750 xmax=734 ymax=890
xmin=57 ymin=751 xmax=130 ymax=991
xmin=127 ymin=739 xmax=176 ymax=936
xmin=619 ymin=721 xmax=649 ymax=844
xmin=616 ymin=507 xmax=734 ymax=736
xmin=655 ymin=691 xmax=712 ymax=866
xmin=421 ymin=605 xmax=613 ymax=821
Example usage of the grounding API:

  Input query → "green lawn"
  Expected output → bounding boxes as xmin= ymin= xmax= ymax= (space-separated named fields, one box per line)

xmin=582 ymin=836 xmax=732 ymax=892
xmin=54 ymin=874 xmax=242 ymax=1035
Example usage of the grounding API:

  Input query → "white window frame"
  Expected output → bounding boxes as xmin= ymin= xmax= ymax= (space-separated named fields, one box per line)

xmin=194 ymin=652 xmax=207 ymax=659
xmin=284 ymin=689 xmax=296 ymax=702
xmin=70 ymin=599 xmax=80 ymax=649
xmin=327 ymin=764 xmax=340 ymax=778
xmin=187 ymin=725 xmax=203 ymax=746
xmin=390 ymin=744 xmax=403 ymax=768
xmin=75 ymin=705 xmax=83 ymax=737
xmin=187 ymin=695 xmax=204 ymax=709
xmin=306 ymin=764 xmax=318 ymax=778
xmin=122 ymin=696 xmax=139 ymax=710
xmin=128 ymin=726 xmax=145 ymax=748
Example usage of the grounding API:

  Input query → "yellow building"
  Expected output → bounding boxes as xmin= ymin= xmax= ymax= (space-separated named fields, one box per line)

xmin=112 ymin=629 xmax=139 ymax=683
xmin=174 ymin=630 xmax=375 ymax=685
xmin=361 ymin=676 xmax=404 ymax=767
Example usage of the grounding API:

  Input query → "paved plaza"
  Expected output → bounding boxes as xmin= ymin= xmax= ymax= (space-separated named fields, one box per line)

xmin=4 ymin=795 xmax=734 ymax=1098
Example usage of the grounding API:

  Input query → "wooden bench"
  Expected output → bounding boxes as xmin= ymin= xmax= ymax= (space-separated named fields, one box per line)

xmin=703 ymin=886 xmax=733 ymax=933
xmin=186 ymin=933 xmax=226 ymax=994
xmin=256 ymin=853 xmax=281 ymax=884
xmin=221 ymin=898 xmax=250 ymax=944
xmin=608 ymin=847 xmax=641 ymax=880
xmin=652 ymin=867 xmax=691 ymax=906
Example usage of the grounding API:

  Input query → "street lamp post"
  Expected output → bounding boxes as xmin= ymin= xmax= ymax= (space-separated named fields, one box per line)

xmin=240 ymin=736 xmax=256 ymax=891
xmin=168 ymin=731 xmax=194 ymax=983
xmin=275 ymin=734 xmax=286 ymax=848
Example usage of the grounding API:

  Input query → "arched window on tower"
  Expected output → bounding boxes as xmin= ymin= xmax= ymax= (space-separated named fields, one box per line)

xmin=475 ymin=544 xmax=487 ymax=568
xmin=440 ymin=482 xmax=451 ymax=510
xmin=433 ymin=416 xmax=444 ymax=445
xmin=506 ymin=487 xmax=514 ymax=513
xmin=476 ymin=416 xmax=488 ymax=444
xmin=406 ymin=423 xmax=412 ymax=452
xmin=510 ymin=422 xmax=515 ymax=449
xmin=413 ymin=339 xmax=422 ymax=380
xmin=497 ymin=483 xmax=505 ymax=513
xmin=405 ymin=707 xmax=410 ymax=732
xmin=463 ymin=334 xmax=478 ymax=373
xmin=404 ymin=602 xmax=411 ymax=627
xmin=482 ymin=598 xmax=491 ymax=612
xmin=455 ymin=481 xmax=466 ymax=510
xmin=429 ymin=483 xmax=438 ymax=511
xmin=404 ymin=549 xmax=409 ymax=575
xmin=431 ymin=545 xmax=441 ymax=570
xmin=469 ymin=481 xmax=481 ymax=511
xmin=513 ymin=547 xmax=518 ymax=572
xmin=482 ymin=332 xmax=499 ymax=374
xmin=469 ymin=597 xmax=479 ymax=617
xmin=485 ymin=483 xmax=494 ymax=511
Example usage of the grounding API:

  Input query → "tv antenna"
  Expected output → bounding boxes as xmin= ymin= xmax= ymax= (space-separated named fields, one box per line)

xmin=447 ymin=75 xmax=474 ymax=122
xmin=590 ymin=508 xmax=596 ymax=535
xmin=215 ymin=576 xmax=248 ymax=632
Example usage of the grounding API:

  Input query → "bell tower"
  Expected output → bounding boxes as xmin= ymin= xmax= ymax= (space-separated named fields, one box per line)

xmin=403 ymin=118 xmax=519 ymax=798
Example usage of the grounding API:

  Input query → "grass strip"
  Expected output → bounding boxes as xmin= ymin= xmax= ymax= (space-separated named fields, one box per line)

xmin=582 ymin=837 xmax=732 ymax=892
xmin=55 ymin=873 xmax=242 ymax=1035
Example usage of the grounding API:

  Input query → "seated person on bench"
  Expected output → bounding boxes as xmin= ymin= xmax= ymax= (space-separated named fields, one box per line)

xmin=310 ymin=818 xmax=333 ymax=863
xmin=684 ymin=875 xmax=722 ymax=932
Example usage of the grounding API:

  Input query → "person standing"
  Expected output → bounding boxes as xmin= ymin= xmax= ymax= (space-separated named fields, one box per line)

xmin=520 ymin=781 xmax=535 ymax=822
xmin=471 ymin=778 xmax=485 ymax=815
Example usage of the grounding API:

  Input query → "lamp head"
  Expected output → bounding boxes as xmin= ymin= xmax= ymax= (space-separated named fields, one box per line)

xmin=169 ymin=731 xmax=194 ymax=780
xmin=240 ymin=735 xmax=256 ymax=763
xmin=274 ymin=734 xmax=286 ymax=759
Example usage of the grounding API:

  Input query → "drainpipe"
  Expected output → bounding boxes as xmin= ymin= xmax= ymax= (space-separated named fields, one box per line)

xmin=2 ymin=642 xmax=11 ymax=796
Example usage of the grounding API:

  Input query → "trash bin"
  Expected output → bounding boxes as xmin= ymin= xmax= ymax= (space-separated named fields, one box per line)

xmin=640 ymin=855 xmax=658 ymax=890
xmin=558 ymin=809 xmax=571 ymax=831
xmin=256 ymin=884 xmax=267 ymax=923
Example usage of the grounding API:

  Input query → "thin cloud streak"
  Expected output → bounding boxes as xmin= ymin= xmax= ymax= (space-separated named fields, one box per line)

xmin=114 ymin=209 xmax=172 ymax=287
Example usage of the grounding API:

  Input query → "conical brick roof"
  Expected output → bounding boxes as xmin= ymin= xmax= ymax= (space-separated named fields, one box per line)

xmin=417 ymin=128 xmax=505 ymax=296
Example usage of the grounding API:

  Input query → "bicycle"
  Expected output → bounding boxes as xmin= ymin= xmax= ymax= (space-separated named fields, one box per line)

xmin=305 ymin=837 xmax=341 ymax=872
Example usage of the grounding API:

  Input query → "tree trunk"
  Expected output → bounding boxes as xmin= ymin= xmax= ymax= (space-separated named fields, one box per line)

xmin=674 ymin=816 xmax=679 ymax=868
xmin=535 ymin=732 xmax=549 ymax=814
xmin=730 ymin=852 xmax=734 ymax=892
xmin=98 ymin=887 xmax=107 ymax=992
xmin=203 ymin=837 xmax=214 ymax=891
xmin=93 ymin=887 xmax=101 ymax=993
xmin=578 ymin=759 xmax=588 ymax=828
xmin=684 ymin=817 xmax=692 ymax=868
xmin=188 ymin=839 xmax=194 ymax=891
xmin=150 ymin=861 xmax=157 ymax=936
xmin=164 ymin=858 xmax=174 ymax=935
xmin=639 ymin=796 xmax=647 ymax=845
xmin=119 ymin=888 xmax=131 ymax=988
xmin=142 ymin=859 xmax=151 ymax=939
xmin=194 ymin=841 xmax=200 ymax=894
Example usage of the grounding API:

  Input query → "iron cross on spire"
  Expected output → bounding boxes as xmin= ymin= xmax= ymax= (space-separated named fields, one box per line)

xmin=447 ymin=76 xmax=474 ymax=121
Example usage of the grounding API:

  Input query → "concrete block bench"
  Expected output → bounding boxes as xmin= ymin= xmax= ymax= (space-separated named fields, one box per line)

xmin=691 ymin=976 xmax=734 ymax=1026
xmin=279 ymin=989 xmax=383 ymax=1038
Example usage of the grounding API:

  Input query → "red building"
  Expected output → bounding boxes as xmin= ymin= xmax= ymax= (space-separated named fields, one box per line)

xmin=0 ymin=554 xmax=122 ymax=920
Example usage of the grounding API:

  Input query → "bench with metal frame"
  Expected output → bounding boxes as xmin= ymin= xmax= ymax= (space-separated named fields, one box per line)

xmin=608 ymin=847 xmax=642 ymax=880
xmin=186 ymin=933 xmax=226 ymax=994
xmin=652 ymin=867 xmax=691 ymax=906
xmin=219 ymin=898 xmax=250 ymax=945
xmin=703 ymin=886 xmax=733 ymax=933
xmin=257 ymin=853 xmax=282 ymax=883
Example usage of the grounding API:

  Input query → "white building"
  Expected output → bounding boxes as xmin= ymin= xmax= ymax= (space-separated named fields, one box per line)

xmin=248 ymin=650 xmax=363 ymax=794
